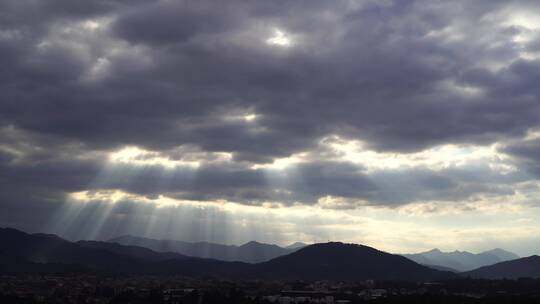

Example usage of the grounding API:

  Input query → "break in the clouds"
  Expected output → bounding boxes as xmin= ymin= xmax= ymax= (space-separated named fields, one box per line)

xmin=2 ymin=0 xmax=540 ymax=255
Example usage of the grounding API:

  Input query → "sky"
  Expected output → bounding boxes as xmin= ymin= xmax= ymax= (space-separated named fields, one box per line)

xmin=2 ymin=0 xmax=540 ymax=256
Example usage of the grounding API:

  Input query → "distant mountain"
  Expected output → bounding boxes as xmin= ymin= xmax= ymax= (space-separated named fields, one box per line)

xmin=255 ymin=242 xmax=456 ymax=281
xmin=463 ymin=255 xmax=540 ymax=279
xmin=483 ymin=248 xmax=520 ymax=261
xmin=0 ymin=228 xmax=245 ymax=276
xmin=402 ymin=248 xmax=519 ymax=272
xmin=108 ymin=235 xmax=298 ymax=263
xmin=286 ymin=242 xmax=308 ymax=249
xmin=0 ymin=228 xmax=144 ymax=274
xmin=0 ymin=228 xmax=456 ymax=281
xmin=77 ymin=240 xmax=189 ymax=261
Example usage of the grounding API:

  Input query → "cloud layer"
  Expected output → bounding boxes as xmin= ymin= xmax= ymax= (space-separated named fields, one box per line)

xmin=1 ymin=0 xmax=540 ymax=252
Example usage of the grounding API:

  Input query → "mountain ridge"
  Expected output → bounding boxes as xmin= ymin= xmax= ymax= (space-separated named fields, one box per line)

xmin=0 ymin=228 xmax=455 ymax=281
xmin=108 ymin=234 xmax=299 ymax=263
xmin=256 ymin=242 xmax=456 ymax=281
xmin=402 ymin=248 xmax=520 ymax=272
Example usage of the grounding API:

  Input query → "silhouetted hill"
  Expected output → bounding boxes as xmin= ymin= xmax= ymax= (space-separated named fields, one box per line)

xmin=463 ymin=255 xmax=540 ymax=279
xmin=256 ymin=242 xmax=457 ymax=281
xmin=0 ymin=228 xmax=154 ymax=273
xmin=0 ymin=228 xmax=247 ymax=276
xmin=108 ymin=235 xmax=297 ymax=263
xmin=403 ymin=248 xmax=519 ymax=271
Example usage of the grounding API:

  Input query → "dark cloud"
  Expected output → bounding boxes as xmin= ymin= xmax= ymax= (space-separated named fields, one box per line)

xmin=501 ymin=138 xmax=540 ymax=177
xmin=3 ymin=0 xmax=539 ymax=156
xmin=111 ymin=1 xmax=245 ymax=46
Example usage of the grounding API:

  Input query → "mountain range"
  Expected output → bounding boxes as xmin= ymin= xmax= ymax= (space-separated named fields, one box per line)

xmin=108 ymin=235 xmax=305 ymax=263
xmin=2 ymin=227 xmax=538 ymax=281
xmin=109 ymin=235 xmax=521 ymax=273
xmin=402 ymin=248 xmax=520 ymax=272
xmin=0 ymin=228 xmax=454 ymax=281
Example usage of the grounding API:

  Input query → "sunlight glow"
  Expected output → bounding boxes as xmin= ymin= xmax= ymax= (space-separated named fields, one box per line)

xmin=251 ymin=153 xmax=307 ymax=170
xmin=82 ymin=20 xmax=101 ymax=31
xmin=323 ymin=136 xmax=515 ymax=173
xmin=69 ymin=189 xmax=282 ymax=211
xmin=439 ymin=79 xmax=484 ymax=98
xmin=108 ymin=146 xmax=232 ymax=169
xmin=64 ymin=187 xmax=540 ymax=255
xmin=70 ymin=190 xmax=130 ymax=204
xmin=108 ymin=146 xmax=198 ymax=168
xmin=504 ymin=11 xmax=540 ymax=61
xmin=266 ymin=28 xmax=292 ymax=47
xmin=223 ymin=111 xmax=259 ymax=123
xmin=69 ymin=190 xmax=212 ymax=208
xmin=506 ymin=12 xmax=540 ymax=31
xmin=243 ymin=113 xmax=257 ymax=122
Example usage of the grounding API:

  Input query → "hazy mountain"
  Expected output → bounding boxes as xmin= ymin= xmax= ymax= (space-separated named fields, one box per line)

xmin=0 ymin=228 xmax=456 ymax=281
xmin=108 ymin=235 xmax=297 ymax=263
xmin=77 ymin=240 xmax=189 ymax=261
xmin=0 ymin=234 xmax=110 ymax=275
xmin=286 ymin=242 xmax=308 ymax=249
xmin=483 ymin=248 xmax=520 ymax=261
xmin=0 ymin=228 xmax=244 ymax=276
xmin=463 ymin=255 xmax=540 ymax=279
xmin=0 ymin=228 xmax=145 ymax=273
xmin=255 ymin=242 xmax=457 ymax=281
xmin=402 ymin=248 xmax=519 ymax=272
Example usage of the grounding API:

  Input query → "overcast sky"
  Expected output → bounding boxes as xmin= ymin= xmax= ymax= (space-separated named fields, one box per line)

xmin=2 ymin=0 xmax=540 ymax=255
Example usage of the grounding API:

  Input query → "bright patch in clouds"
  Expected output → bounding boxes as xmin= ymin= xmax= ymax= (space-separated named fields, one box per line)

xmin=266 ymin=28 xmax=292 ymax=47
xmin=438 ymin=79 xmax=485 ymax=98
xmin=224 ymin=111 xmax=259 ymax=123
xmin=108 ymin=146 xmax=232 ymax=168
xmin=251 ymin=152 xmax=307 ymax=170
xmin=324 ymin=136 xmax=514 ymax=173
xmin=503 ymin=10 xmax=540 ymax=60
xmin=243 ymin=113 xmax=257 ymax=122
xmin=69 ymin=190 xmax=219 ymax=208
xmin=82 ymin=20 xmax=101 ymax=31
xmin=507 ymin=11 xmax=540 ymax=31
